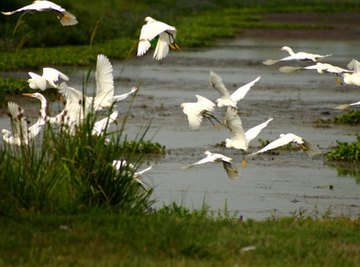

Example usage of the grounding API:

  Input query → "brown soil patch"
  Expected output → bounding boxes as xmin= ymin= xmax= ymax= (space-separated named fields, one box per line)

xmin=240 ymin=13 xmax=360 ymax=40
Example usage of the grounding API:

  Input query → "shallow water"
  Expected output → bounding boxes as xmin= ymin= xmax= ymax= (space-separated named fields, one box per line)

xmin=1 ymin=38 xmax=360 ymax=219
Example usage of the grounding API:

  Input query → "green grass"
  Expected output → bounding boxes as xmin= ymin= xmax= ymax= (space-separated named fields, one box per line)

xmin=0 ymin=210 xmax=359 ymax=266
xmin=0 ymin=106 xmax=162 ymax=215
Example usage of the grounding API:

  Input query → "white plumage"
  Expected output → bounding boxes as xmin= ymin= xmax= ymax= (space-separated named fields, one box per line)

xmin=249 ymin=133 xmax=321 ymax=157
xmin=224 ymin=107 xmax=273 ymax=150
xmin=137 ymin=16 xmax=178 ymax=60
xmin=181 ymin=95 xmax=216 ymax=130
xmin=185 ymin=151 xmax=239 ymax=179
xmin=263 ymin=46 xmax=331 ymax=65
xmin=28 ymin=67 xmax=69 ymax=90
xmin=1 ymin=0 xmax=78 ymax=26
xmin=210 ymin=71 xmax=260 ymax=108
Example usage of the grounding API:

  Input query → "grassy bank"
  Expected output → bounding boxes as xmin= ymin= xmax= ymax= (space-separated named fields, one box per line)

xmin=0 ymin=211 xmax=359 ymax=266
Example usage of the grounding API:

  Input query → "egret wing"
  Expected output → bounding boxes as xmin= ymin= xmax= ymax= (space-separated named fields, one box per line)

xmin=249 ymin=133 xmax=295 ymax=156
xmin=209 ymin=71 xmax=230 ymax=98
xmin=231 ymin=76 xmax=260 ymax=103
xmin=245 ymin=117 xmax=273 ymax=143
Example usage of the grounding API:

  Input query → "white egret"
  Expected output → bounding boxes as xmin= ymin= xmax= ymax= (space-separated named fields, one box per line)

xmin=223 ymin=107 xmax=273 ymax=150
xmin=335 ymin=100 xmax=360 ymax=110
xmin=180 ymin=95 xmax=220 ymax=130
xmin=47 ymin=82 xmax=92 ymax=133
xmin=92 ymin=54 xmax=139 ymax=110
xmin=112 ymin=160 xmax=152 ymax=191
xmin=210 ymin=71 xmax=260 ymax=109
xmin=22 ymin=92 xmax=47 ymax=137
xmin=1 ymin=0 xmax=78 ymax=26
xmin=28 ymin=67 xmax=69 ymax=90
xmin=248 ymin=133 xmax=321 ymax=157
xmin=341 ymin=72 xmax=360 ymax=86
xmin=92 ymin=110 xmax=118 ymax=136
xmin=137 ymin=16 xmax=179 ymax=60
xmin=184 ymin=151 xmax=239 ymax=179
xmin=279 ymin=62 xmax=352 ymax=75
xmin=263 ymin=46 xmax=331 ymax=65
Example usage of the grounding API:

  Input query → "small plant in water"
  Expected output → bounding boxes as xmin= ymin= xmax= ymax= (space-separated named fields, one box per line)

xmin=325 ymin=136 xmax=360 ymax=162
xmin=334 ymin=110 xmax=360 ymax=125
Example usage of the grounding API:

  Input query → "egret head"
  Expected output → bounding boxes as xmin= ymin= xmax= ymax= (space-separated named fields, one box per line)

xmin=144 ymin=16 xmax=155 ymax=23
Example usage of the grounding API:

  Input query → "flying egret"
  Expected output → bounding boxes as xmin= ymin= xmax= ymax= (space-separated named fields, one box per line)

xmin=92 ymin=110 xmax=118 ymax=136
xmin=184 ymin=150 xmax=239 ymax=179
xmin=28 ymin=67 xmax=69 ymax=90
xmin=180 ymin=95 xmax=220 ymax=130
xmin=279 ymin=62 xmax=352 ymax=75
xmin=47 ymin=82 xmax=92 ymax=133
xmin=91 ymin=54 xmax=139 ymax=110
xmin=137 ymin=16 xmax=179 ymax=60
xmin=341 ymin=72 xmax=360 ymax=86
xmin=334 ymin=100 xmax=360 ymax=110
xmin=1 ymin=0 xmax=78 ymax=26
xmin=263 ymin=46 xmax=331 ymax=65
xmin=112 ymin=160 xmax=152 ymax=191
xmin=223 ymin=107 xmax=273 ymax=151
xmin=210 ymin=71 xmax=260 ymax=109
xmin=248 ymin=133 xmax=321 ymax=157
xmin=223 ymin=107 xmax=273 ymax=167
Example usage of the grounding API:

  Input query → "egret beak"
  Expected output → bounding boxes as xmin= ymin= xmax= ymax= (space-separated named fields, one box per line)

xmin=22 ymin=93 xmax=34 ymax=97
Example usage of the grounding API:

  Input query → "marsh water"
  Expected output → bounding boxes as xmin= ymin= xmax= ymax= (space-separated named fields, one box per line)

xmin=2 ymin=37 xmax=360 ymax=219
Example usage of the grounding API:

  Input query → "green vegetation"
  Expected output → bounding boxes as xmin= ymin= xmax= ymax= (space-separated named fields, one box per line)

xmin=0 ymin=110 xmax=159 ymax=215
xmin=325 ymin=136 xmax=360 ymax=162
xmin=0 ymin=210 xmax=359 ymax=266
xmin=334 ymin=110 xmax=360 ymax=125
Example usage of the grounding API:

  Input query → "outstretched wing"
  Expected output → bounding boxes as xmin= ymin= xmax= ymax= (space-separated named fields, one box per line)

xmin=209 ymin=71 xmax=230 ymax=98
xmin=245 ymin=117 xmax=273 ymax=143
xmin=231 ymin=76 xmax=261 ymax=103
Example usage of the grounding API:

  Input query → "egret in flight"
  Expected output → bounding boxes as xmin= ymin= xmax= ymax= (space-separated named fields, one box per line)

xmin=248 ymin=133 xmax=321 ymax=157
xmin=335 ymin=100 xmax=360 ymax=111
xmin=137 ymin=16 xmax=179 ymax=60
xmin=1 ymin=0 xmax=78 ymax=26
xmin=185 ymin=151 xmax=239 ymax=179
xmin=210 ymin=71 xmax=260 ymax=109
xmin=92 ymin=54 xmax=139 ymax=110
xmin=180 ymin=95 xmax=220 ymax=130
xmin=28 ymin=67 xmax=69 ymax=90
xmin=224 ymin=107 xmax=273 ymax=151
xmin=263 ymin=46 xmax=331 ymax=65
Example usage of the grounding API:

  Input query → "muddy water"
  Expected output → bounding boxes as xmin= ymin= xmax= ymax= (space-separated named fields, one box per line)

xmin=2 ymin=38 xmax=360 ymax=219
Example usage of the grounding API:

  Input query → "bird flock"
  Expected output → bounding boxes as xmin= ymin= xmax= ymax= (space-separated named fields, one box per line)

xmin=2 ymin=0 xmax=356 ymax=185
